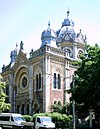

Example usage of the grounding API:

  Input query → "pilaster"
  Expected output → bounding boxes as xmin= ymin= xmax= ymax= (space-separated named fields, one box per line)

xmin=43 ymin=49 xmax=50 ymax=112
xmin=28 ymin=65 xmax=33 ymax=115
xmin=64 ymin=50 xmax=70 ymax=103
xmin=9 ymin=74 xmax=14 ymax=112
xmin=73 ymin=43 xmax=77 ymax=59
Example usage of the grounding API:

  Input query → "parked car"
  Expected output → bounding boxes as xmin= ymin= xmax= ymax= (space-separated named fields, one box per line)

xmin=0 ymin=113 xmax=33 ymax=129
xmin=33 ymin=116 xmax=55 ymax=129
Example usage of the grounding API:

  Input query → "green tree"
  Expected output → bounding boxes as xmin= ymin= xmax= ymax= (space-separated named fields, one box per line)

xmin=0 ymin=75 xmax=10 ymax=112
xmin=70 ymin=44 xmax=100 ymax=112
xmin=51 ymin=102 xmax=71 ymax=115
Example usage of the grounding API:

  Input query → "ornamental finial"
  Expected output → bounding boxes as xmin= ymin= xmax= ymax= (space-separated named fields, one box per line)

xmin=67 ymin=8 xmax=70 ymax=18
xmin=48 ymin=21 xmax=50 ymax=28
xmin=15 ymin=43 xmax=18 ymax=52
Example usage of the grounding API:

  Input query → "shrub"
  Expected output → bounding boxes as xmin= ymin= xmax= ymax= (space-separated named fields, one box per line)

xmin=23 ymin=115 xmax=32 ymax=122
xmin=31 ymin=112 xmax=73 ymax=129
xmin=32 ymin=113 xmax=46 ymax=122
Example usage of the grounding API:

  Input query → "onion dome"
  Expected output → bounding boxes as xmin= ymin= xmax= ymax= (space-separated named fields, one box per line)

xmin=41 ymin=22 xmax=57 ymax=48
xmin=56 ymin=10 xmax=76 ymax=43
xmin=62 ymin=10 xmax=74 ymax=27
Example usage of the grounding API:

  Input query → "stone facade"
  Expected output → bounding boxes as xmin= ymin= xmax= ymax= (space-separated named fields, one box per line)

xmin=1 ymin=10 xmax=86 ymax=115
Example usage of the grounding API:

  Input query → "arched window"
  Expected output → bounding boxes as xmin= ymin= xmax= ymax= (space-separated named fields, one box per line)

xmin=53 ymin=73 xmax=56 ymax=88
xmin=53 ymin=73 xmax=61 ymax=89
xmin=26 ymin=104 xmax=29 ymax=115
xmin=39 ymin=73 xmax=41 ymax=89
xmin=58 ymin=101 xmax=61 ymax=105
xmin=58 ymin=74 xmax=61 ymax=89
xmin=54 ymin=100 xmax=57 ymax=104
xmin=36 ymin=74 xmax=38 ymax=90
xmin=36 ymin=73 xmax=42 ymax=90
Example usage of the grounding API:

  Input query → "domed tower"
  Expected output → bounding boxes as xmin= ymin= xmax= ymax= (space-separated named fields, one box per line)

xmin=41 ymin=22 xmax=57 ymax=48
xmin=56 ymin=10 xmax=87 ymax=59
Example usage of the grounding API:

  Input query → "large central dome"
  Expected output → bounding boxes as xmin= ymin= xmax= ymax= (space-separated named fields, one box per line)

xmin=56 ymin=10 xmax=75 ymax=43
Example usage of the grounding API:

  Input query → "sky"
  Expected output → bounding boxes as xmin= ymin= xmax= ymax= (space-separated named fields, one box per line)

xmin=0 ymin=0 xmax=100 ymax=71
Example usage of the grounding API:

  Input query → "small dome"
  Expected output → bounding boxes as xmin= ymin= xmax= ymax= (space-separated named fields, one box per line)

xmin=62 ymin=10 xmax=74 ymax=27
xmin=41 ymin=28 xmax=56 ymax=40
xmin=41 ymin=22 xmax=57 ymax=48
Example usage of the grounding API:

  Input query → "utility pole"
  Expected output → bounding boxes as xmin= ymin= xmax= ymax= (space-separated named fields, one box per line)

xmin=72 ymin=75 xmax=76 ymax=129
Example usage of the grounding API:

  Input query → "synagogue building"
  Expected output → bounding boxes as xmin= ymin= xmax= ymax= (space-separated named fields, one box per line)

xmin=1 ymin=10 xmax=86 ymax=115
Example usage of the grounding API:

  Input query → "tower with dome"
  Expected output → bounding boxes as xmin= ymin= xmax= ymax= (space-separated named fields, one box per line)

xmin=1 ymin=10 xmax=86 ymax=115
xmin=56 ymin=10 xmax=87 ymax=59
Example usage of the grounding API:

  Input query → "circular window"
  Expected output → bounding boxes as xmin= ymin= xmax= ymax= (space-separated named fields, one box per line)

xmin=77 ymin=49 xmax=84 ymax=58
xmin=21 ymin=76 xmax=27 ymax=88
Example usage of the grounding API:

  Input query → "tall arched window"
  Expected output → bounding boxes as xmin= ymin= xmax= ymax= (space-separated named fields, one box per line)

xmin=53 ymin=73 xmax=61 ymax=89
xmin=36 ymin=74 xmax=38 ymax=90
xmin=53 ymin=73 xmax=56 ymax=88
xmin=35 ymin=73 xmax=42 ymax=90
xmin=58 ymin=74 xmax=61 ymax=89
xmin=26 ymin=104 xmax=29 ymax=115
xmin=39 ymin=73 xmax=41 ymax=89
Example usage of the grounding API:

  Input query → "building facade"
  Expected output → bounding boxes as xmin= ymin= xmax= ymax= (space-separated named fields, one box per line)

xmin=1 ymin=11 xmax=86 ymax=115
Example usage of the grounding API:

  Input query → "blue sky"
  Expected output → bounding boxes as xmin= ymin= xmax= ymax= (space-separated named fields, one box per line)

xmin=0 ymin=0 xmax=100 ymax=71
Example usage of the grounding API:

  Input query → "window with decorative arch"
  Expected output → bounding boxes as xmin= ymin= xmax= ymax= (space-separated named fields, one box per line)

xmin=53 ymin=100 xmax=62 ymax=105
xmin=36 ymin=73 xmax=42 ymax=90
xmin=53 ymin=68 xmax=62 ymax=89
xmin=34 ymin=67 xmax=42 ymax=91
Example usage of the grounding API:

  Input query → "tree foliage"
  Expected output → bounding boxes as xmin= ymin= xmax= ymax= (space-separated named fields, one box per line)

xmin=31 ymin=112 xmax=72 ymax=129
xmin=0 ymin=75 xmax=10 ymax=112
xmin=70 ymin=44 xmax=100 ymax=111
xmin=51 ymin=102 xmax=71 ymax=114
